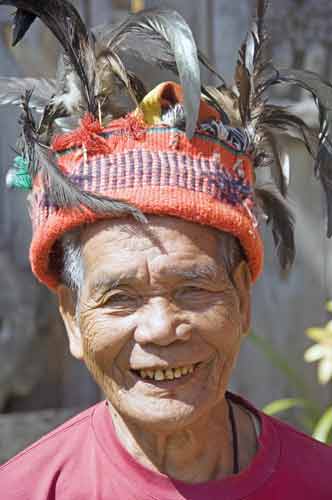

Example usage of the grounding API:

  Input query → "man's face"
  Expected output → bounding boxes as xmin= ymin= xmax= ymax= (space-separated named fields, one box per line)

xmin=59 ymin=216 xmax=251 ymax=431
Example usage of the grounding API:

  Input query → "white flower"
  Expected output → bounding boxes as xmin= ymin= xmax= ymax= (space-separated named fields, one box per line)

xmin=305 ymin=321 xmax=332 ymax=384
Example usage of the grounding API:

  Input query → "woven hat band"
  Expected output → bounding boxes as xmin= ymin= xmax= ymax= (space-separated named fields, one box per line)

xmin=30 ymin=123 xmax=263 ymax=290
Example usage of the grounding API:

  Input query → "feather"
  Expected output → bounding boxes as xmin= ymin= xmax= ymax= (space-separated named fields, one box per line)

xmin=232 ymin=0 xmax=332 ymax=248
xmin=97 ymin=20 xmax=225 ymax=86
xmin=235 ymin=52 xmax=251 ymax=125
xmin=0 ymin=0 xmax=98 ymax=114
xmin=52 ymin=46 xmax=146 ymax=122
xmin=256 ymin=104 xmax=317 ymax=156
xmin=19 ymin=89 xmax=40 ymax=178
xmin=255 ymin=186 xmax=295 ymax=271
xmin=256 ymin=0 xmax=269 ymax=36
xmin=315 ymin=145 xmax=332 ymax=237
xmin=269 ymin=68 xmax=332 ymax=237
xmin=127 ymin=71 xmax=146 ymax=102
xmin=106 ymin=9 xmax=201 ymax=138
xmin=16 ymin=89 xmax=145 ymax=219
xmin=274 ymin=69 xmax=332 ymax=150
xmin=38 ymin=143 xmax=146 ymax=222
xmin=18 ymin=90 xmax=145 ymax=222
xmin=0 ymin=77 xmax=55 ymax=112
xmin=12 ymin=8 xmax=36 ymax=46
xmin=201 ymin=86 xmax=231 ymax=125
xmin=203 ymin=86 xmax=241 ymax=126
xmin=234 ymin=0 xmax=270 ymax=127
xmin=281 ymin=150 xmax=290 ymax=187
xmin=262 ymin=130 xmax=288 ymax=196
xmin=51 ymin=54 xmax=84 ymax=115
xmin=112 ymin=42 xmax=222 ymax=85
xmin=8 ymin=22 xmax=147 ymax=121
xmin=95 ymin=49 xmax=143 ymax=112
xmin=54 ymin=116 xmax=80 ymax=132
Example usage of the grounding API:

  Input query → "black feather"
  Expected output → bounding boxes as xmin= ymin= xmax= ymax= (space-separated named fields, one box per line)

xmin=106 ymin=9 xmax=201 ymax=138
xmin=255 ymin=186 xmax=295 ymax=271
xmin=265 ymin=68 xmax=332 ymax=238
xmin=0 ymin=0 xmax=97 ymax=114
xmin=274 ymin=69 xmax=332 ymax=151
xmin=12 ymin=8 xmax=36 ymax=46
xmin=257 ymin=104 xmax=317 ymax=156
xmin=235 ymin=0 xmax=271 ymax=128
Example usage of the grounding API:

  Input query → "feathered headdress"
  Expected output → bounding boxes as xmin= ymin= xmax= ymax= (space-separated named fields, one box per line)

xmin=0 ymin=0 xmax=331 ymax=289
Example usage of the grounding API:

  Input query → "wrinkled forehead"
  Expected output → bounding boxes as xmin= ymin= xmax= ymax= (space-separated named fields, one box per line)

xmin=80 ymin=216 xmax=222 ymax=270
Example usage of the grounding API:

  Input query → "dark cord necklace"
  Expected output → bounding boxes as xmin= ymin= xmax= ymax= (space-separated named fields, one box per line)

xmin=227 ymin=398 xmax=240 ymax=474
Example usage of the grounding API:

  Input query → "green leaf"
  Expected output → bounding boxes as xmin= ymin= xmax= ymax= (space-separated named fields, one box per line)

xmin=263 ymin=398 xmax=310 ymax=416
xmin=312 ymin=407 xmax=332 ymax=443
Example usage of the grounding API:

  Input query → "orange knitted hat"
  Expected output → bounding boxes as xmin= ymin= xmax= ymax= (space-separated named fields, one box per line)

xmin=30 ymin=82 xmax=263 ymax=289
xmin=3 ymin=1 xmax=332 ymax=292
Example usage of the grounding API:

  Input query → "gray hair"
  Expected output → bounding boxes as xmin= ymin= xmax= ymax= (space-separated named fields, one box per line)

xmin=60 ymin=230 xmax=84 ymax=295
xmin=60 ymin=225 xmax=244 ymax=301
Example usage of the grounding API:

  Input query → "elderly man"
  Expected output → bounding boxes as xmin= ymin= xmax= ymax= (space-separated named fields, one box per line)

xmin=0 ymin=0 xmax=332 ymax=498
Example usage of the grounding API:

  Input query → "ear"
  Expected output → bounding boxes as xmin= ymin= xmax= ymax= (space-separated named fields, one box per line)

xmin=231 ymin=261 xmax=251 ymax=335
xmin=57 ymin=285 xmax=83 ymax=360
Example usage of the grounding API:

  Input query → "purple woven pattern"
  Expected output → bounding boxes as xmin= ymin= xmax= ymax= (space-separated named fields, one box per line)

xmin=34 ymin=149 xmax=253 ymax=226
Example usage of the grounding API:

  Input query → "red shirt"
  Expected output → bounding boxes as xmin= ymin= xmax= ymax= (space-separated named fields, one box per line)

xmin=1 ymin=393 xmax=331 ymax=499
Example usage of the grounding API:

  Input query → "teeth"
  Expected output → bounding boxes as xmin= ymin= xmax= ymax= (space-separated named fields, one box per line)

xmin=165 ymin=369 xmax=174 ymax=380
xmin=138 ymin=364 xmax=196 ymax=381
xmin=155 ymin=370 xmax=165 ymax=381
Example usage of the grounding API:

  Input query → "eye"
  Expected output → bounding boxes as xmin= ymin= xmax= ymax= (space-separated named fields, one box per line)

xmin=180 ymin=286 xmax=205 ymax=293
xmin=103 ymin=292 xmax=139 ymax=310
xmin=175 ymin=286 xmax=209 ymax=300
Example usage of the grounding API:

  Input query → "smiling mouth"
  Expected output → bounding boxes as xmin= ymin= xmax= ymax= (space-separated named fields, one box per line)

xmin=131 ymin=363 xmax=200 ymax=382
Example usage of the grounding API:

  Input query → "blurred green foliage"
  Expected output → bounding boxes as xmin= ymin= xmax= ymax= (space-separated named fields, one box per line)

xmin=251 ymin=303 xmax=332 ymax=444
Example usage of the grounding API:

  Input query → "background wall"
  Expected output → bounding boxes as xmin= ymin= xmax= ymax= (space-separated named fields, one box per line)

xmin=0 ymin=0 xmax=331 ymax=462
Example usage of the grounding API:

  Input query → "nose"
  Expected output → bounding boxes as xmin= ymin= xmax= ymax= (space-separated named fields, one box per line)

xmin=134 ymin=297 xmax=191 ymax=346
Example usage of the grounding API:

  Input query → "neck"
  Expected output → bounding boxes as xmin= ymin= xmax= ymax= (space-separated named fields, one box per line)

xmin=108 ymin=397 xmax=256 ymax=483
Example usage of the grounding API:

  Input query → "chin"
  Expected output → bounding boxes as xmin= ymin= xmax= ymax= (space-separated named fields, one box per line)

xmin=109 ymin=388 xmax=220 ymax=432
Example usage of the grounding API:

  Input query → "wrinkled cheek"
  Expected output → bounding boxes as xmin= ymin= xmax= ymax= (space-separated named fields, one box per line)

xmin=82 ymin=336 xmax=107 ymax=385
xmin=82 ymin=339 xmax=121 ymax=402
xmin=203 ymin=319 xmax=243 ymax=397
xmin=79 ymin=315 xmax=123 ymax=392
